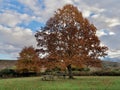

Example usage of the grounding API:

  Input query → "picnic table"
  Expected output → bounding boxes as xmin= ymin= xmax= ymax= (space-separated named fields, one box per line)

xmin=41 ymin=75 xmax=54 ymax=81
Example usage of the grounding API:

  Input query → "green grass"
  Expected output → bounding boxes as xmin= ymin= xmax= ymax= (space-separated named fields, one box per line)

xmin=0 ymin=76 xmax=120 ymax=90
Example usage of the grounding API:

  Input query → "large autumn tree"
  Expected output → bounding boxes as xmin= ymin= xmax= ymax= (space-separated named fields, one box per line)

xmin=35 ymin=4 xmax=108 ymax=78
xmin=16 ymin=46 xmax=40 ymax=73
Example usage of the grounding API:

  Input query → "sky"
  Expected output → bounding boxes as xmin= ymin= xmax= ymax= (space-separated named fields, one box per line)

xmin=0 ymin=0 xmax=120 ymax=61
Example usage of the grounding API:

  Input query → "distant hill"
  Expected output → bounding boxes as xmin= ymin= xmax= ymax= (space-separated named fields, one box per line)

xmin=0 ymin=60 xmax=120 ymax=70
xmin=102 ymin=61 xmax=120 ymax=70
xmin=0 ymin=60 xmax=17 ymax=70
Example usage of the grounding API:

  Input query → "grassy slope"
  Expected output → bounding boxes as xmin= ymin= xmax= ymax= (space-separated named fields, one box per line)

xmin=0 ymin=60 xmax=17 ymax=70
xmin=0 ymin=76 xmax=120 ymax=90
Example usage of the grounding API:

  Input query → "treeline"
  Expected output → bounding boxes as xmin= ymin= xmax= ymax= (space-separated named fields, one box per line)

xmin=0 ymin=68 xmax=38 ymax=78
xmin=72 ymin=71 xmax=120 ymax=76
xmin=0 ymin=67 xmax=120 ymax=78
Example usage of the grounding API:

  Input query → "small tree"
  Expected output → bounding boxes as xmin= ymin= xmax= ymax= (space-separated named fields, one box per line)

xmin=35 ymin=4 xmax=108 ymax=79
xmin=16 ymin=46 xmax=40 ymax=73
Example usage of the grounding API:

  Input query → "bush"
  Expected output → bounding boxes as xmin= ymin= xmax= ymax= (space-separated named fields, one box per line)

xmin=72 ymin=67 xmax=90 ymax=72
xmin=72 ymin=70 xmax=120 ymax=76
xmin=52 ymin=67 xmax=61 ymax=72
xmin=17 ymin=72 xmax=37 ymax=77
xmin=0 ymin=68 xmax=16 ymax=78
xmin=92 ymin=71 xmax=120 ymax=76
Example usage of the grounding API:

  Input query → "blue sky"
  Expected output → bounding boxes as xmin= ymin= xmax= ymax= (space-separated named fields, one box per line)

xmin=0 ymin=0 xmax=120 ymax=61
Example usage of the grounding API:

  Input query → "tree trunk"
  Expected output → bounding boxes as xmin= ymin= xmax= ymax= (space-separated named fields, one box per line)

xmin=67 ymin=64 xmax=74 ymax=79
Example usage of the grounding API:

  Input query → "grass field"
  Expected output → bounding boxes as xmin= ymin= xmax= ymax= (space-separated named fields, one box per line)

xmin=0 ymin=76 xmax=120 ymax=90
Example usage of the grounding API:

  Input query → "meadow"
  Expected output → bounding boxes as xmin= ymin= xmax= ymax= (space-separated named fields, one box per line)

xmin=0 ymin=76 xmax=120 ymax=90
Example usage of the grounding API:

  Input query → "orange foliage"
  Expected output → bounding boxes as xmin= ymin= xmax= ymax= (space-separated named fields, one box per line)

xmin=16 ymin=46 xmax=41 ymax=73
xmin=35 ymin=4 xmax=108 ymax=77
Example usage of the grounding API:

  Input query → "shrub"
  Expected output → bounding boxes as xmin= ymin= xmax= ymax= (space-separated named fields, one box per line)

xmin=0 ymin=68 xmax=16 ymax=78
xmin=92 ymin=70 xmax=120 ymax=76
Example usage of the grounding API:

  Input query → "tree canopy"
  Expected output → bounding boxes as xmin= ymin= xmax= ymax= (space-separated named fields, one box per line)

xmin=35 ymin=4 xmax=108 ymax=78
xmin=16 ymin=46 xmax=40 ymax=73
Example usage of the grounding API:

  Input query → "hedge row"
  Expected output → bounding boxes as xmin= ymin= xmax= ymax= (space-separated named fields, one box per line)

xmin=0 ymin=69 xmax=38 ymax=78
xmin=72 ymin=71 xmax=120 ymax=76
xmin=0 ymin=68 xmax=120 ymax=78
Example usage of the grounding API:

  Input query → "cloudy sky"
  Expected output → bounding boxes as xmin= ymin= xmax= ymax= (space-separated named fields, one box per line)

xmin=0 ymin=0 xmax=120 ymax=61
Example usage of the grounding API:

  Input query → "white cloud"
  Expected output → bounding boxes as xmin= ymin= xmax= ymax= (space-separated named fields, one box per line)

xmin=82 ymin=10 xmax=91 ymax=17
xmin=109 ymin=32 xmax=115 ymax=35
xmin=0 ymin=25 xmax=36 ymax=46
xmin=0 ymin=25 xmax=36 ymax=59
xmin=108 ymin=49 xmax=120 ymax=58
xmin=96 ymin=29 xmax=115 ymax=37
xmin=0 ymin=0 xmax=120 ymax=61
xmin=105 ymin=18 xmax=120 ymax=27
xmin=0 ymin=42 xmax=21 ymax=59
xmin=18 ymin=0 xmax=40 ymax=14
xmin=96 ymin=30 xmax=107 ymax=37
xmin=0 ymin=10 xmax=36 ymax=27
xmin=0 ymin=11 xmax=20 ymax=27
